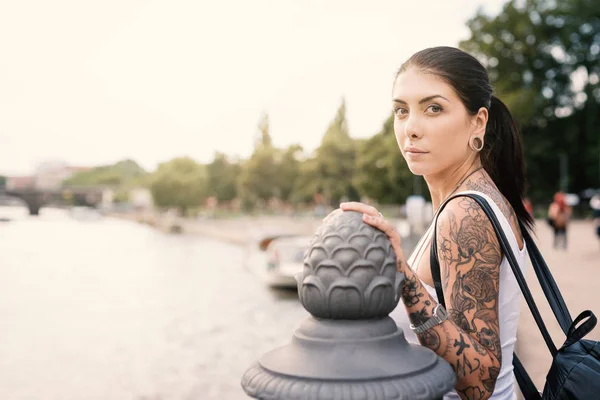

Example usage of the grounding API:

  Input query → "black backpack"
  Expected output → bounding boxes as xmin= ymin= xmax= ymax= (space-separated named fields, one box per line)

xmin=430 ymin=193 xmax=600 ymax=400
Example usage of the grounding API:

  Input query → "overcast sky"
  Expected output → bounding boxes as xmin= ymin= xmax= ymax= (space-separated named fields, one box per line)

xmin=0 ymin=0 xmax=504 ymax=175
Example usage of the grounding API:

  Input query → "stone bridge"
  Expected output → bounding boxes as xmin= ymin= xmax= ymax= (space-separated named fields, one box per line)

xmin=0 ymin=186 xmax=106 ymax=215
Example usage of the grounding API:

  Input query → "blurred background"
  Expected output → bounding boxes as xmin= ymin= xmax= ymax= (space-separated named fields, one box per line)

xmin=0 ymin=0 xmax=599 ymax=399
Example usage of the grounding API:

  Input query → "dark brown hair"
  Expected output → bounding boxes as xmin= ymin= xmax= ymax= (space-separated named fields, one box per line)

xmin=397 ymin=46 xmax=533 ymax=228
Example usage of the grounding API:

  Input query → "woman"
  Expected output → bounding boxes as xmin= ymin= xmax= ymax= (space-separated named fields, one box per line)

xmin=548 ymin=192 xmax=572 ymax=250
xmin=339 ymin=47 xmax=534 ymax=400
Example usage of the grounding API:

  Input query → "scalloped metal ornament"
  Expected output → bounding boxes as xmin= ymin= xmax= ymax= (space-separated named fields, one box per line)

xmin=241 ymin=210 xmax=456 ymax=399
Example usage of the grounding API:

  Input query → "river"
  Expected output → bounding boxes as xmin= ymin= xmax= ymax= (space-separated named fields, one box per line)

xmin=0 ymin=206 xmax=309 ymax=400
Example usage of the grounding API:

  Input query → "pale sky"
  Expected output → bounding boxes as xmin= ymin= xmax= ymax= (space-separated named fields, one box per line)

xmin=0 ymin=0 xmax=504 ymax=175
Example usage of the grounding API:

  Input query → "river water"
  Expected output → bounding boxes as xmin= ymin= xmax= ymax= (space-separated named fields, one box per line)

xmin=0 ymin=206 xmax=310 ymax=400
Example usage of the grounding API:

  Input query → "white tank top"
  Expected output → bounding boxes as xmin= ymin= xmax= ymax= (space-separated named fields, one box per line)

xmin=390 ymin=191 xmax=528 ymax=400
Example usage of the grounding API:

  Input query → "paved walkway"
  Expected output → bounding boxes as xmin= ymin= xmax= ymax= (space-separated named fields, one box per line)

xmin=514 ymin=220 xmax=599 ymax=395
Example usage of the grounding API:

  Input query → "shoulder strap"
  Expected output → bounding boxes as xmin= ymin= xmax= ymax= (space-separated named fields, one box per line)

xmin=429 ymin=193 xmax=553 ymax=399
xmin=513 ymin=354 xmax=542 ymax=399
xmin=518 ymin=224 xmax=573 ymax=333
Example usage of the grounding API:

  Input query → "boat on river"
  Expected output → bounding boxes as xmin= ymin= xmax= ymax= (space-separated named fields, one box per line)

xmin=244 ymin=234 xmax=312 ymax=289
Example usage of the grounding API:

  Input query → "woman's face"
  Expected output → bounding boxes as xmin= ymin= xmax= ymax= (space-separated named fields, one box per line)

xmin=391 ymin=67 xmax=485 ymax=177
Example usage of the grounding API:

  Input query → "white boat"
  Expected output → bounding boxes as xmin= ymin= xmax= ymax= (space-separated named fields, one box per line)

xmin=245 ymin=234 xmax=312 ymax=289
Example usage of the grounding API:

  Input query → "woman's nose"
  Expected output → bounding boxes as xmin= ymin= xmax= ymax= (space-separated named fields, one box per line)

xmin=404 ymin=115 xmax=421 ymax=139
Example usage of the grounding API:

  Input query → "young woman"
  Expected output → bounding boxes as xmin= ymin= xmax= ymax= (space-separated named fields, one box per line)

xmin=340 ymin=47 xmax=534 ymax=400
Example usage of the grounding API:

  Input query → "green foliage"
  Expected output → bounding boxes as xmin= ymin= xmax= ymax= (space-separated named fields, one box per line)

xmin=238 ymin=147 xmax=279 ymax=201
xmin=296 ymin=99 xmax=359 ymax=205
xmin=256 ymin=113 xmax=272 ymax=148
xmin=460 ymin=0 xmax=600 ymax=200
xmin=65 ymin=159 xmax=147 ymax=188
xmin=354 ymin=114 xmax=414 ymax=204
xmin=206 ymin=152 xmax=240 ymax=202
xmin=276 ymin=144 xmax=303 ymax=201
xmin=149 ymin=157 xmax=208 ymax=214
xmin=237 ymin=114 xmax=303 ymax=205
xmin=0 ymin=175 xmax=5 ymax=188
xmin=238 ymin=116 xmax=280 ymax=202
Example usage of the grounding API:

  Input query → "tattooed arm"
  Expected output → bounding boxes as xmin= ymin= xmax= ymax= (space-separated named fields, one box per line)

xmin=400 ymin=197 xmax=502 ymax=400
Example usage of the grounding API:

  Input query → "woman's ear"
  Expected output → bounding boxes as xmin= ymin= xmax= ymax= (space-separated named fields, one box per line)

xmin=473 ymin=106 xmax=488 ymax=138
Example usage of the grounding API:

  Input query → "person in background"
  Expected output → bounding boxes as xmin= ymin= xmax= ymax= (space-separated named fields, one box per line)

xmin=548 ymin=192 xmax=572 ymax=250
xmin=590 ymin=193 xmax=600 ymax=248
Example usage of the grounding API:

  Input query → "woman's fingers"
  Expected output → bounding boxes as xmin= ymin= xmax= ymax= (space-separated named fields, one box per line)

xmin=363 ymin=214 xmax=396 ymax=237
xmin=340 ymin=202 xmax=379 ymax=216
xmin=363 ymin=214 xmax=404 ymax=263
xmin=323 ymin=203 xmax=406 ymax=268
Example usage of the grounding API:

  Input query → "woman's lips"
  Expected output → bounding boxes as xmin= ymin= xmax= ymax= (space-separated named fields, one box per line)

xmin=405 ymin=146 xmax=426 ymax=153
xmin=405 ymin=147 xmax=428 ymax=159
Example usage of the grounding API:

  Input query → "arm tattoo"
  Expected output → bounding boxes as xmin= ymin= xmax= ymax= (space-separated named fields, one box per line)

xmin=410 ymin=305 xmax=441 ymax=351
xmin=418 ymin=329 xmax=441 ymax=352
xmin=408 ymin=305 xmax=430 ymax=326
xmin=420 ymin=195 xmax=505 ymax=398
xmin=402 ymin=273 xmax=425 ymax=306
xmin=437 ymin=197 xmax=503 ymax=361
xmin=458 ymin=386 xmax=486 ymax=400
xmin=466 ymin=175 xmax=521 ymax=234
xmin=454 ymin=333 xmax=470 ymax=356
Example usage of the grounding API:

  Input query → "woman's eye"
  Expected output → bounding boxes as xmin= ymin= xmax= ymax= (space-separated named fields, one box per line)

xmin=426 ymin=105 xmax=443 ymax=113
xmin=394 ymin=107 xmax=408 ymax=116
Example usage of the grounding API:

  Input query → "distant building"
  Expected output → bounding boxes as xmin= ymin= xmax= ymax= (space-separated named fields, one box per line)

xmin=34 ymin=165 xmax=90 ymax=191
xmin=5 ymin=162 xmax=92 ymax=192
xmin=6 ymin=176 xmax=35 ymax=191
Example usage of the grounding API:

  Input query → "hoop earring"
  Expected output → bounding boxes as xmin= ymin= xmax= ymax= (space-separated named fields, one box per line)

xmin=469 ymin=136 xmax=484 ymax=152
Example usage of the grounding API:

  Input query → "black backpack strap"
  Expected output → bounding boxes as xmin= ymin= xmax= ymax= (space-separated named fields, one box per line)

xmin=429 ymin=211 xmax=445 ymax=308
xmin=513 ymin=354 xmax=542 ymax=399
xmin=519 ymin=224 xmax=573 ymax=334
xmin=561 ymin=310 xmax=597 ymax=350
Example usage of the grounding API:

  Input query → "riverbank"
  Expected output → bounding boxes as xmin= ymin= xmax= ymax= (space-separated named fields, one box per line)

xmin=109 ymin=211 xmax=413 ymax=247
xmin=109 ymin=211 xmax=327 ymax=246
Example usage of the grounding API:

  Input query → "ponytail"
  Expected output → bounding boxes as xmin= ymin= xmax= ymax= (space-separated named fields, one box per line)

xmin=482 ymin=95 xmax=533 ymax=229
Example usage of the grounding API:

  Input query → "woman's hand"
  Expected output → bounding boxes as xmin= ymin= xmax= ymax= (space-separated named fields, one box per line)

xmin=339 ymin=202 xmax=407 ymax=271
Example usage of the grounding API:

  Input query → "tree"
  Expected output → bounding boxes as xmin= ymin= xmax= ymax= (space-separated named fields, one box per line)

xmin=0 ymin=175 xmax=5 ymax=189
xmin=291 ymin=156 xmax=320 ymax=204
xmin=237 ymin=113 xmax=280 ymax=203
xmin=354 ymin=114 xmax=414 ymax=203
xmin=255 ymin=112 xmax=272 ymax=148
xmin=276 ymin=144 xmax=303 ymax=202
xmin=460 ymin=0 xmax=600 ymax=201
xmin=305 ymin=99 xmax=359 ymax=205
xmin=149 ymin=157 xmax=208 ymax=214
xmin=206 ymin=152 xmax=240 ymax=202
xmin=64 ymin=159 xmax=147 ymax=188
